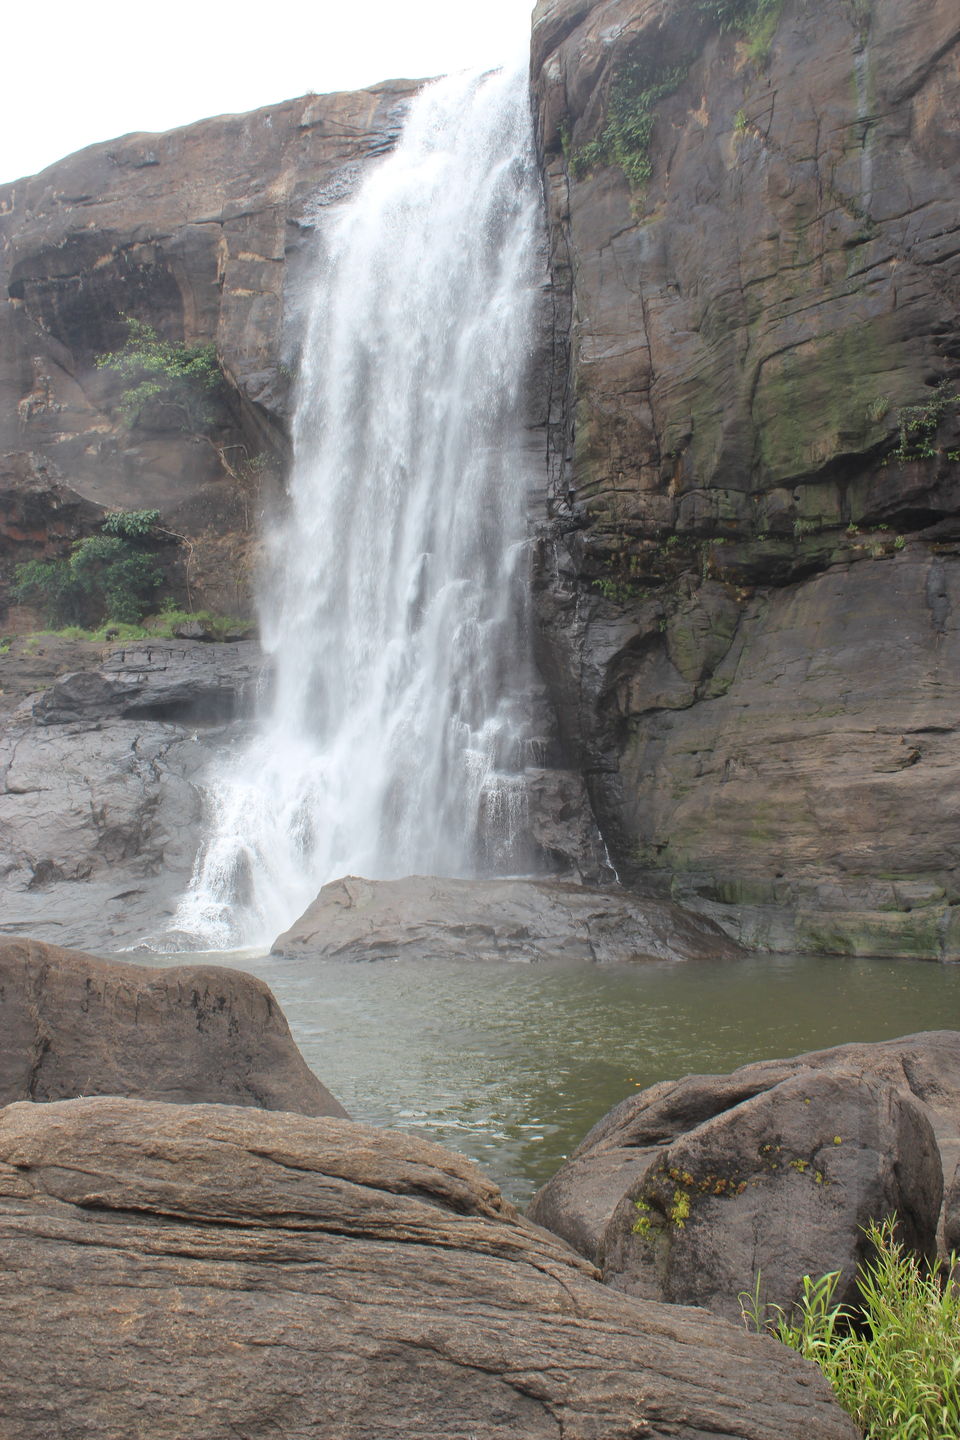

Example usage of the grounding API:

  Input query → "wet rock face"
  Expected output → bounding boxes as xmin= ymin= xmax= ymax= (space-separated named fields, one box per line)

xmin=530 ymin=0 xmax=960 ymax=952
xmin=528 ymin=1031 xmax=959 ymax=1319
xmin=0 ymin=937 xmax=347 ymax=1116
xmin=533 ymin=0 xmax=960 ymax=525
xmin=0 ymin=640 xmax=263 ymax=950
xmin=0 ymin=1096 xmax=859 ymax=1439
xmin=271 ymin=873 xmax=744 ymax=963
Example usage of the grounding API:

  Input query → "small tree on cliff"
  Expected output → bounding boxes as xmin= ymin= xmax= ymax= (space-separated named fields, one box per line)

xmin=11 ymin=509 xmax=163 ymax=626
xmin=95 ymin=318 xmax=222 ymax=433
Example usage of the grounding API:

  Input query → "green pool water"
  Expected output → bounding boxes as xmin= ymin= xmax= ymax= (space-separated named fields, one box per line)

xmin=143 ymin=948 xmax=960 ymax=1204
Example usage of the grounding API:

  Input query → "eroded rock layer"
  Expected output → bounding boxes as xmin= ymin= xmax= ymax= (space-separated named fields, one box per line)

xmin=0 ymin=83 xmax=418 ymax=613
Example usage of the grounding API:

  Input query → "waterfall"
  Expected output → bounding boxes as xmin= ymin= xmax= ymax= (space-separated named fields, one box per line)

xmin=171 ymin=63 xmax=542 ymax=949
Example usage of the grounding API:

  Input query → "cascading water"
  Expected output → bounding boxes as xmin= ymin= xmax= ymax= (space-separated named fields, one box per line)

xmin=171 ymin=62 xmax=542 ymax=949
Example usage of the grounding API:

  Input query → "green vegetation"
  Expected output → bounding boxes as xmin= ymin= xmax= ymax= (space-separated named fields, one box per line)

xmin=699 ymin=0 xmax=784 ymax=64
xmin=570 ymin=55 xmax=688 ymax=189
xmin=96 ymin=317 xmax=222 ymax=431
xmin=592 ymin=576 xmax=646 ymax=604
xmin=101 ymin=507 xmax=163 ymax=539
xmin=741 ymin=1218 xmax=960 ymax=1439
xmin=149 ymin=606 xmax=254 ymax=640
xmin=10 ymin=510 xmax=163 ymax=626
xmin=14 ymin=609 xmax=254 ymax=645
xmin=890 ymin=383 xmax=960 ymax=466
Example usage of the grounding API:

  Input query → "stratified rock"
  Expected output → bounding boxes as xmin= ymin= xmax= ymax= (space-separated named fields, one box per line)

xmin=0 ymin=1096 xmax=858 ymax=1440
xmin=271 ymin=873 xmax=743 ymax=963
xmin=529 ymin=1031 xmax=958 ymax=1320
xmin=33 ymin=637 xmax=263 ymax=726
xmin=0 ymin=936 xmax=346 ymax=1116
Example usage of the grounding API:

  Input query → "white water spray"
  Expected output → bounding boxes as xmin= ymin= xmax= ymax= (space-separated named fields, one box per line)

xmin=172 ymin=64 xmax=542 ymax=948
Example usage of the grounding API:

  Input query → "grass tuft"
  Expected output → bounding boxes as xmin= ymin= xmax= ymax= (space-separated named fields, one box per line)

xmin=741 ymin=1218 xmax=960 ymax=1439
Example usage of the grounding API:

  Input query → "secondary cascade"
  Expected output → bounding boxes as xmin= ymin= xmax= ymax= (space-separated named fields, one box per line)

xmin=171 ymin=63 xmax=542 ymax=948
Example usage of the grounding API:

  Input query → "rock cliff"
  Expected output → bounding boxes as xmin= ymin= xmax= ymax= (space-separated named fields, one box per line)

xmin=0 ymin=82 xmax=417 ymax=614
xmin=530 ymin=0 xmax=960 ymax=953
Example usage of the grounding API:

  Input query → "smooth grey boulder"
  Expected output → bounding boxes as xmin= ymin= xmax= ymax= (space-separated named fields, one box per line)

xmin=529 ymin=1032 xmax=959 ymax=1321
xmin=272 ymin=872 xmax=744 ymax=963
xmin=0 ymin=1096 xmax=858 ymax=1440
xmin=0 ymin=936 xmax=346 ymax=1116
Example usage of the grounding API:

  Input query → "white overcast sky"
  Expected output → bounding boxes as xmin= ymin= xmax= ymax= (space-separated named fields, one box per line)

xmin=2 ymin=0 xmax=536 ymax=185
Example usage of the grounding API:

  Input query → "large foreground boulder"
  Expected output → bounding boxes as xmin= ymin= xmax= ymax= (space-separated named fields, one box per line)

xmin=0 ymin=936 xmax=346 ymax=1116
xmin=272 ymin=873 xmax=742 ymax=963
xmin=0 ymin=1097 xmax=857 ymax=1439
xmin=529 ymin=1032 xmax=958 ymax=1321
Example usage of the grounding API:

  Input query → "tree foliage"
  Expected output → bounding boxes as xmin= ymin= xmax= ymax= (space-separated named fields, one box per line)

xmin=96 ymin=318 xmax=222 ymax=432
xmin=11 ymin=510 xmax=163 ymax=626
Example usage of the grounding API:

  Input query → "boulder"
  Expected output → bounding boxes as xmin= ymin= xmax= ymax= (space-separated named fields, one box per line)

xmin=271 ymin=873 xmax=743 ymax=963
xmin=529 ymin=1032 xmax=958 ymax=1320
xmin=0 ymin=1096 xmax=858 ymax=1439
xmin=0 ymin=936 xmax=346 ymax=1117
xmin=944 ymin=1162 xmax=960 ymax=1254
xmin=0 ymin=710 xmax=224 ymax=949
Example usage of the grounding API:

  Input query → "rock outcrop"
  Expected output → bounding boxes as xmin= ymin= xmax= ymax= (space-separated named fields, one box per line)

xmin=0 ymin=1095 xmax=858 ymax=1439
xmin=271 ymin=872 xmax=743 ymax=963
xmin=530 ymin=0 xmax=960 ymax=954
xmin=0 ymin=640 xmax=262 ymax=949
xmin=0 ymin=936 xmax=346 ymax=1115
xmin=528 ymin=1031 xmax=960 ymax=1318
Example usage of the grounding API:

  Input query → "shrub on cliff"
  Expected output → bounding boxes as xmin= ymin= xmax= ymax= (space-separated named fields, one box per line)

xmin=11 ymin=510 xmax=163 ymax=626
xmin=96 ymin=318 xmax=222 ymax=432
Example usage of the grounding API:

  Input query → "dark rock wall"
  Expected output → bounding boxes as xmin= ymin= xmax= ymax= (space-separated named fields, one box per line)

xmin=0 ymin=83 xmax=417 ymax=615
xmin=530 ymin=0 xmax=960 ymax=952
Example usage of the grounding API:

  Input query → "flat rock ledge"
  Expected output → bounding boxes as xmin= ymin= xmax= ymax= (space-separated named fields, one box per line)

xmin=528 ymin=1031 xmax=960 ymax=1321
xmin=272 ymin=873 xmax=743 ymax=963
xmin=0 ymin=936 xmax=346 ymax=1116
xmin=0 ymin=1096 xmax=857 ymax=1439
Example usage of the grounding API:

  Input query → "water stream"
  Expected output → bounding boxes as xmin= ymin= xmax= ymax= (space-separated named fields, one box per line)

xmin=174 ymin=64 xmax=541 ymax=948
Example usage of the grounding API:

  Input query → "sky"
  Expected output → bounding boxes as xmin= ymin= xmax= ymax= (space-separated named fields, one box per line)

xmin=2 ymin=0 xmax=536 ymax=185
